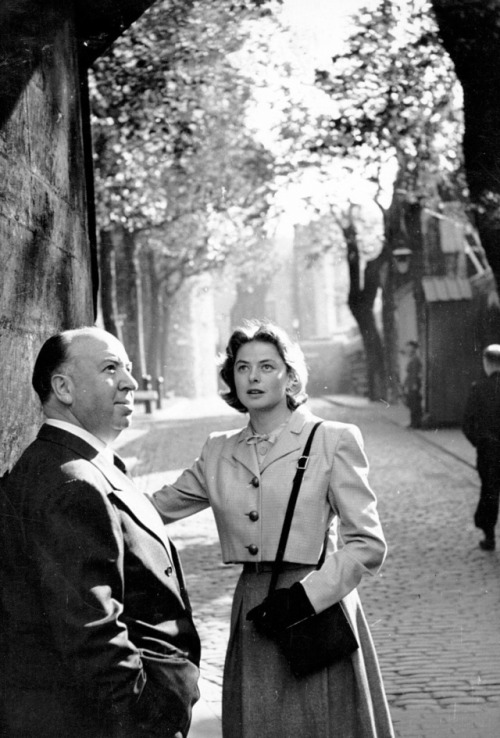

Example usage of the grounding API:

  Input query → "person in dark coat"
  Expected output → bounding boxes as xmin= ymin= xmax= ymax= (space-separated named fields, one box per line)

xmin=463 ymin=343 xmax=500 ymax=551
xmin=0 ymin=327 xmax=200 ymax=738
xmin=403 ymin=340 xmax=423 ymax=429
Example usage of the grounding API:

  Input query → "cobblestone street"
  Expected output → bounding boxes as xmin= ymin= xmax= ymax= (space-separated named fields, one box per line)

xmin=115 ymin=395 xmax=500 ymax=738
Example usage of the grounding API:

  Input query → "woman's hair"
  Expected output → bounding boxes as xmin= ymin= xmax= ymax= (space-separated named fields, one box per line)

xmin=219 ymin=320 xmax=309 ymax=413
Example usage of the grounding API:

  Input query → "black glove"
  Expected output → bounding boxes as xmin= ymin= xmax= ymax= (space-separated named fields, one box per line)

xmin=246 ymin=582 xmax=315 ymax=636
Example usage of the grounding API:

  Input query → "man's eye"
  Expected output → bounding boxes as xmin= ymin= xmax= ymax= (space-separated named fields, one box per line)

xmin=105 ymin=365 xmax=117 ymax=372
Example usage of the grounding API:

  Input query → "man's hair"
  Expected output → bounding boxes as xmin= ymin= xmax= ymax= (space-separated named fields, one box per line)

xmin=483 ymin=344 xmax=500 ymax=368
xmin=32 ymin=326 xmax=101 ymax=404
xmin=219 ymin=320 xmax=308 ymax=413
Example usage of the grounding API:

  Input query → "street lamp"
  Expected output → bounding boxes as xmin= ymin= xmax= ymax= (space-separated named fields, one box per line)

xmin=392 ymin=247 xmax=412 ymax=275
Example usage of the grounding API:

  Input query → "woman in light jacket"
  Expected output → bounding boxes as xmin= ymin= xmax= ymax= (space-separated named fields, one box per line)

xmin=153 ymin=320 xmax=394 ymax=738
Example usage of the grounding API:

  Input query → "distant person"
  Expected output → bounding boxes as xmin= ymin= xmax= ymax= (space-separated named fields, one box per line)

xmin=463 ymin=344 xmax=500 ymax=551
xmin=403 ymin=340 xmax=423 ymax=429
xmin=153 ymin=320 xmax=394 ymax=738
xmin=0 ymin=327 xmax=200 ymax=737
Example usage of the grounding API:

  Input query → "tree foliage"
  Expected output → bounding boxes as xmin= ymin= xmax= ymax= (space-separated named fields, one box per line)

xmin=91 ymin=0 xmax=277 ymax=254
xmin=90 ymin=0 xmax=282 ymax=374
xmin=275 ymin=0 xmax=466 ymax=399
xmin=310 ymin=0 xmax=464 ymax=205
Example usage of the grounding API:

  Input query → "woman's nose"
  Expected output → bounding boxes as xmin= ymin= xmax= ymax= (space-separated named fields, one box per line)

xmin=248 ymin=367 xmax=260 ymax=382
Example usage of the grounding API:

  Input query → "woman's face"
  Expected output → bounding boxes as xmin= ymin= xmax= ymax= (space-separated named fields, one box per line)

xmin=234 ymin=340 xmax=290 ymax=414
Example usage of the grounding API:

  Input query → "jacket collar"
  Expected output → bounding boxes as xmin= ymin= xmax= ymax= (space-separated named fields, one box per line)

xmin=229 ymin=405 xmax=314 ymax=475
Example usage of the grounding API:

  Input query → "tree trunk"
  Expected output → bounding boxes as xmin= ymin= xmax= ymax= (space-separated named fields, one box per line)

xmin=432 ymin=0 xmax=500 ymax=292
xmin=161 ymin=300 xmax=173 ymax=392
xmin=118 ymin=228 xmax=147 ymax=381
xmin=144 ymin=249 xmax=165 ymax=379
xmin=98 ymin=228 xmax=122 ymax=341
xmin=345 ymin=221 xmax=387 ymax=401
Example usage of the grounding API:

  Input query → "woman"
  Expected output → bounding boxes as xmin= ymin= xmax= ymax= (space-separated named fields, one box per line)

xmin=153 ymin=320 xmax=394 ymax=738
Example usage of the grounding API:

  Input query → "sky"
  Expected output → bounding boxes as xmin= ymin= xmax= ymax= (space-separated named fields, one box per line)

xmin=281 ymin=0 xmax=382 ymax=64
xmin=247 ymin=0 xmax=392 ymax=233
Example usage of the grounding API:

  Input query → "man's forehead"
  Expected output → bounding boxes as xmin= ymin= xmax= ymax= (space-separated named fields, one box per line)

xmin=67 ymin=333 xmax=129 ymax=361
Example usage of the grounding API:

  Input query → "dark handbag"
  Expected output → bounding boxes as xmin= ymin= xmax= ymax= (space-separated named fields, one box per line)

xmin=269 ymin=421 xmax=359 ymax=678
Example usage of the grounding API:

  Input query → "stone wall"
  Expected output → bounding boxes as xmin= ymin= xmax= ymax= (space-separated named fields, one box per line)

xmin=0 ymin=9 xmax=94 ymax=474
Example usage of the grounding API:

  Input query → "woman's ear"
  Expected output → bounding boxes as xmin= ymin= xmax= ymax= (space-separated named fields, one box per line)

xmin=287 ymin=371 xmax=298 ymax=391
xmin=51 ymin=373 xmax=73 ymax=405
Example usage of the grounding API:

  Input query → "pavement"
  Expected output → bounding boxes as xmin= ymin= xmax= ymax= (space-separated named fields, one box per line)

xmin=115 ymin=394 xmax=500 ymax=738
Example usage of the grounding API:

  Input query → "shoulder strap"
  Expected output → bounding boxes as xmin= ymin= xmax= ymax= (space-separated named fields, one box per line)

xmin=268 ymin=421 xmax=323 ymax=594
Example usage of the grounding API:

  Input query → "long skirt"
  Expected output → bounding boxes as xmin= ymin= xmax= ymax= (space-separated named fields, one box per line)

xmin=222 ymin=565 xmax=394 ymax=738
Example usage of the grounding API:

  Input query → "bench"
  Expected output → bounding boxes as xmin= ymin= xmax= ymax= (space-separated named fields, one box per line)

xmin=134 ymin=376 xmax=164 ymax=414
xmin=134 ymin=390 xmax=159 ymax=414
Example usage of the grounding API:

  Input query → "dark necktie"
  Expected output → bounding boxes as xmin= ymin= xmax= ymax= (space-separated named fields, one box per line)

xmin=113 ymin=454 xmax=128 ymax=475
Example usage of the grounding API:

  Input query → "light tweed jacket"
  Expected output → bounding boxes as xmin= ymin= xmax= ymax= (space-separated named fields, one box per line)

xmin=153 ymin=405 xmax=387 ymax=613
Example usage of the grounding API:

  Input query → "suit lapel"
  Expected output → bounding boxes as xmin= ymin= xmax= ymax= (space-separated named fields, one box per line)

xmin=230 ymin=429 xmax=261 ymax=477
xmin=91 ymin=453 xmax=175 ymax=563
xmin=38 ymin=425 xmax=174 ymax=563
xmin=259 ymin=407 xmax=311 ymax=473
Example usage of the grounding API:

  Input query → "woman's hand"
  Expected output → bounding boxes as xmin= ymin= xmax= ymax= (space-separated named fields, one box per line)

xmin=246 ymin=582 xmax=314 ymax=635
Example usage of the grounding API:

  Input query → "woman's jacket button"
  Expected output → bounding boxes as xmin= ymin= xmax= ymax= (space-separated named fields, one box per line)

xmin=247 ymin=510 xmax=259 ymax=522
xmin=246 ymin=544 xmax=259 ymax=556
xmin=250 ymin=476 xmax=259 ymax=487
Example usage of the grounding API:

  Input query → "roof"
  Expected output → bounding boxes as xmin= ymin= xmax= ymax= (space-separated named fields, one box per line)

xmin=422 ymin=277 xmax=472 ymax=303
xmin=77 ymin=0 xmax=156 ymax=65
xmin=0 ymin=0 xmax=157 ymax=125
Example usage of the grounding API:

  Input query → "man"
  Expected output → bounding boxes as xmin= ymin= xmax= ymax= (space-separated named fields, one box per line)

xmin=463 ymin=343 xmax=500 ymax=551
xmin=0 ymin=327 xmax=200 ymax=737
xmin=403 ymin=340 xmax=423 ymax=429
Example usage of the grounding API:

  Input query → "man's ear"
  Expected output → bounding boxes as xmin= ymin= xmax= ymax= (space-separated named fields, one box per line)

xmin=51 ymin=374 xmax=73 ymax=405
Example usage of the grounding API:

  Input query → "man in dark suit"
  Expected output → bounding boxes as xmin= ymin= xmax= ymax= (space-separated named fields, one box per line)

xmin=403 ymin=340 xmax=423 ymax=429
xmin=463 ymin=343 xmax=500 ymax=551
xmin=0 ymin=327 xmax=200 ymax=737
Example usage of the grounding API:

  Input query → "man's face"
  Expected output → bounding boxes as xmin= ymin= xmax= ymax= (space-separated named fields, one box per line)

xmin=63 ymin=332 xmax=138 ymax=444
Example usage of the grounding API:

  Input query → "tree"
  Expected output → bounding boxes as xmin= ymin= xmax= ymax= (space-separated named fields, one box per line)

xmin=91 ymin=0 xmax=279 ymax=377
xmin=293 ymin=0 xmax=465 ymax=398
xmin=432 ymin=0 xmax=500 ymax=293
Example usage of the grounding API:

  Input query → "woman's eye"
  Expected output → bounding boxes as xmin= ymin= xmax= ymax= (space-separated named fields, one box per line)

xmin=236 ymin=365 xmax=248 ymax=373
xmin=262 ymin=364 xmax=273 ymax=371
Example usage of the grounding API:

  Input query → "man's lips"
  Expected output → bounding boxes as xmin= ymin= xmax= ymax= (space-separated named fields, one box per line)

xmin=115 ymin=401 xmax=134 ymax=412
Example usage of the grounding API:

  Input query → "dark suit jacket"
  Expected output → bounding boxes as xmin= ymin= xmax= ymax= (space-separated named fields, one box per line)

xmin=0 ymin=425 xmax=200 ymax=738
xmin=463 ymin=371 xmax=500 ymax=448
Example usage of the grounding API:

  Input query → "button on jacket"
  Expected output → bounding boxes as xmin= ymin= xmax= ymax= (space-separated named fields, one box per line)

xmin=153 ymin=406 xmax=387 ymax=614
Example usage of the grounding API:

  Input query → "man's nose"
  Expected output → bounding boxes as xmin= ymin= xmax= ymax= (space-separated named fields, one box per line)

xmin=120 ymin=369 xmax=139 ymax=391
